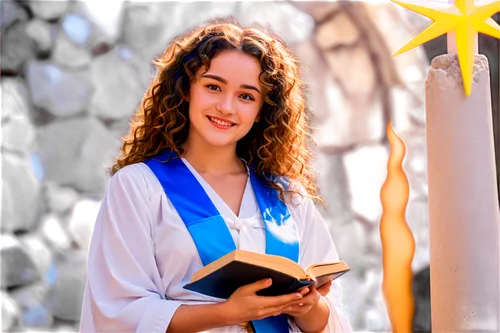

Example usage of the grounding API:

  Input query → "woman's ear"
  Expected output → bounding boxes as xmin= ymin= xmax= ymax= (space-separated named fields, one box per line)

xmin=184 ymin=94 xmax=190 ymax=102
xmin=255 ymin=113 xmax=261 ymax=123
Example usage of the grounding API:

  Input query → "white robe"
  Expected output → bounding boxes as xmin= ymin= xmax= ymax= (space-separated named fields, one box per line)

xmin=79 ymin=158 xmax=352 ymax=333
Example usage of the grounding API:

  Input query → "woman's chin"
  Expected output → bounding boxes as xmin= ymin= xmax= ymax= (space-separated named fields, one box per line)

xmin=200 ymin=136 xmax=238 ymax=149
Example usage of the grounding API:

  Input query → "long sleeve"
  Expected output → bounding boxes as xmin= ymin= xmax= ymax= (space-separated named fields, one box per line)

xmin=289 ymin=191 xmax=353 ymax=333
xmin=79 ymin=165 xmax=183 ymax=333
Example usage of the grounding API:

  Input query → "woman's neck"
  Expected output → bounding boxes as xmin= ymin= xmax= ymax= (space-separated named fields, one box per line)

xmin=181 ymin=142 xmax=245 ymax=176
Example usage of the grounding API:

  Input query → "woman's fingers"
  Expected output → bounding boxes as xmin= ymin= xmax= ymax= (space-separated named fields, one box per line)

xmin=262 ymin=285 xmax=326 ymax=319
xmin=256 ymin=299 xmax=300 ymax=319
xmin=236 ymin=278 xmax=272 ymax=295
xmin=316 ymin=280 xmax=332 ymax=296
xmin=298 ymin=287 xmax=310 ymax=296
xmin=259 ymin=291 xmax=304 ymax=308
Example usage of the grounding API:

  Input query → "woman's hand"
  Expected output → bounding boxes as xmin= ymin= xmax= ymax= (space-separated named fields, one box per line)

xmin=221 ymin=278 xmax=305 ymax=325
xmin=317 ymin=280 xmax=332 ymax=296
xmin=282 ymin=280 xmax=332 ymax=318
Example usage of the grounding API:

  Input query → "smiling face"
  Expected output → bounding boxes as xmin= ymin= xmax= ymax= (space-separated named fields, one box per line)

xmin=186 ymin=50 xmax=265 ymax=151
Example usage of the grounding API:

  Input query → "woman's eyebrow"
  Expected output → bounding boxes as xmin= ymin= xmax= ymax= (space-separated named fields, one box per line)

xmin=200 ymin=74 xmax=261 ymax=95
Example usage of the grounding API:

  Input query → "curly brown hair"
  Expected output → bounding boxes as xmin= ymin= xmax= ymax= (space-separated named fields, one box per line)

xmin=110 ymin=18 xmax=324 ymax=205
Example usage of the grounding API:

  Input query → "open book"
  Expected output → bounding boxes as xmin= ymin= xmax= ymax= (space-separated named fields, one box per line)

xmin=184 ymin=249 xmax=352 ymax=299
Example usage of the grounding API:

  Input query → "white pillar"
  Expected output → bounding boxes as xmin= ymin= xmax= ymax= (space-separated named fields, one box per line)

xmin=497 ymin=26 xmax=500 ymax=200
xmin=426 ymin=53 xmax=500 ymax=331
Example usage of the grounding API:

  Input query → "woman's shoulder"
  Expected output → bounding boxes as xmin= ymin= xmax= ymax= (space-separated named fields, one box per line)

xmin=111 ymin=163 xmax=151 ymax=184
xmin=107 ymin=162 xmax=164 ymax=199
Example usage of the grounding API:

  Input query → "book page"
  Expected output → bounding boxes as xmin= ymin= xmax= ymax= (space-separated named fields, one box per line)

xmin=306 ymin=261 xmax=351 ymax=280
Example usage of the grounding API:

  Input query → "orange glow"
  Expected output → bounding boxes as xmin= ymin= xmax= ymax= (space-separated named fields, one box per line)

xmin=380 ymin=120 xmax=416 ymax=332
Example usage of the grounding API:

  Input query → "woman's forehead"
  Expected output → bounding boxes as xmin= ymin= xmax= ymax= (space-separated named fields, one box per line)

xmin=198 ymin=50 xmax=262 ymax=86
xmin=210 ymin=50 xmax=260 ymax=69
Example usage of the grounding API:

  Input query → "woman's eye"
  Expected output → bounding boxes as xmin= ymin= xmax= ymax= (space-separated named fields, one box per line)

xmin=240 ymin=93 xmax=255 ymax=101
xmin=204 ymin=84 xmax=254 ymax=101
xmin=207 ymin=85 xmax=220 ymax=91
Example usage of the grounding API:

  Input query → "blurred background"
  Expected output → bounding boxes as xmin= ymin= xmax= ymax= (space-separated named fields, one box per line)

xmin=2 ymin=0 xmax=499 ymax=332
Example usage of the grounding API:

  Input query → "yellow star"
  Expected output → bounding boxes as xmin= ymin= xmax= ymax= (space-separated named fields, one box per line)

xmin=392 ymin=0 xmax=500 ymax=96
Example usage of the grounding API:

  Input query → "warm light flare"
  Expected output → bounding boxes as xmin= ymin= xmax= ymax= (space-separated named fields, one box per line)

xmin=380 ymin=120 xmax=416 ymax=332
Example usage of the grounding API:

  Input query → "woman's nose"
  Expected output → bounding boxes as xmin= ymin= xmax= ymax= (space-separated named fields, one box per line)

xmin=216 ymin=96 xmax=235 ymax=115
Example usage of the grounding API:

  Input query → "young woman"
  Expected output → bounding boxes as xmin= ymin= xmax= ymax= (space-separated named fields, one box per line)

xmin=79 ymin=20 xmax=351 ymax=333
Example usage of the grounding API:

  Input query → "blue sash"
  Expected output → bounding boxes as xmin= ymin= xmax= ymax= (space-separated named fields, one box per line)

xmin=144 ymin=150 xmax=299 ymax=333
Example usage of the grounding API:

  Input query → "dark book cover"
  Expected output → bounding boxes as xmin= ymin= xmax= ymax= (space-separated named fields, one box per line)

xmin=183 ymin=261 xmax=314 ymax=299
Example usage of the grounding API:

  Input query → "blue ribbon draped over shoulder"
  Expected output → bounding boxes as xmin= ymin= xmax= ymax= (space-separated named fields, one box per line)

xmin=144 ymin=149 xmax=300 ymax=333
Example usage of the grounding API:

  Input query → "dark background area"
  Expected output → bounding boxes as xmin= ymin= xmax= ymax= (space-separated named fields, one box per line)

xmin=0 ymin=0 xmax=499 ymax=333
